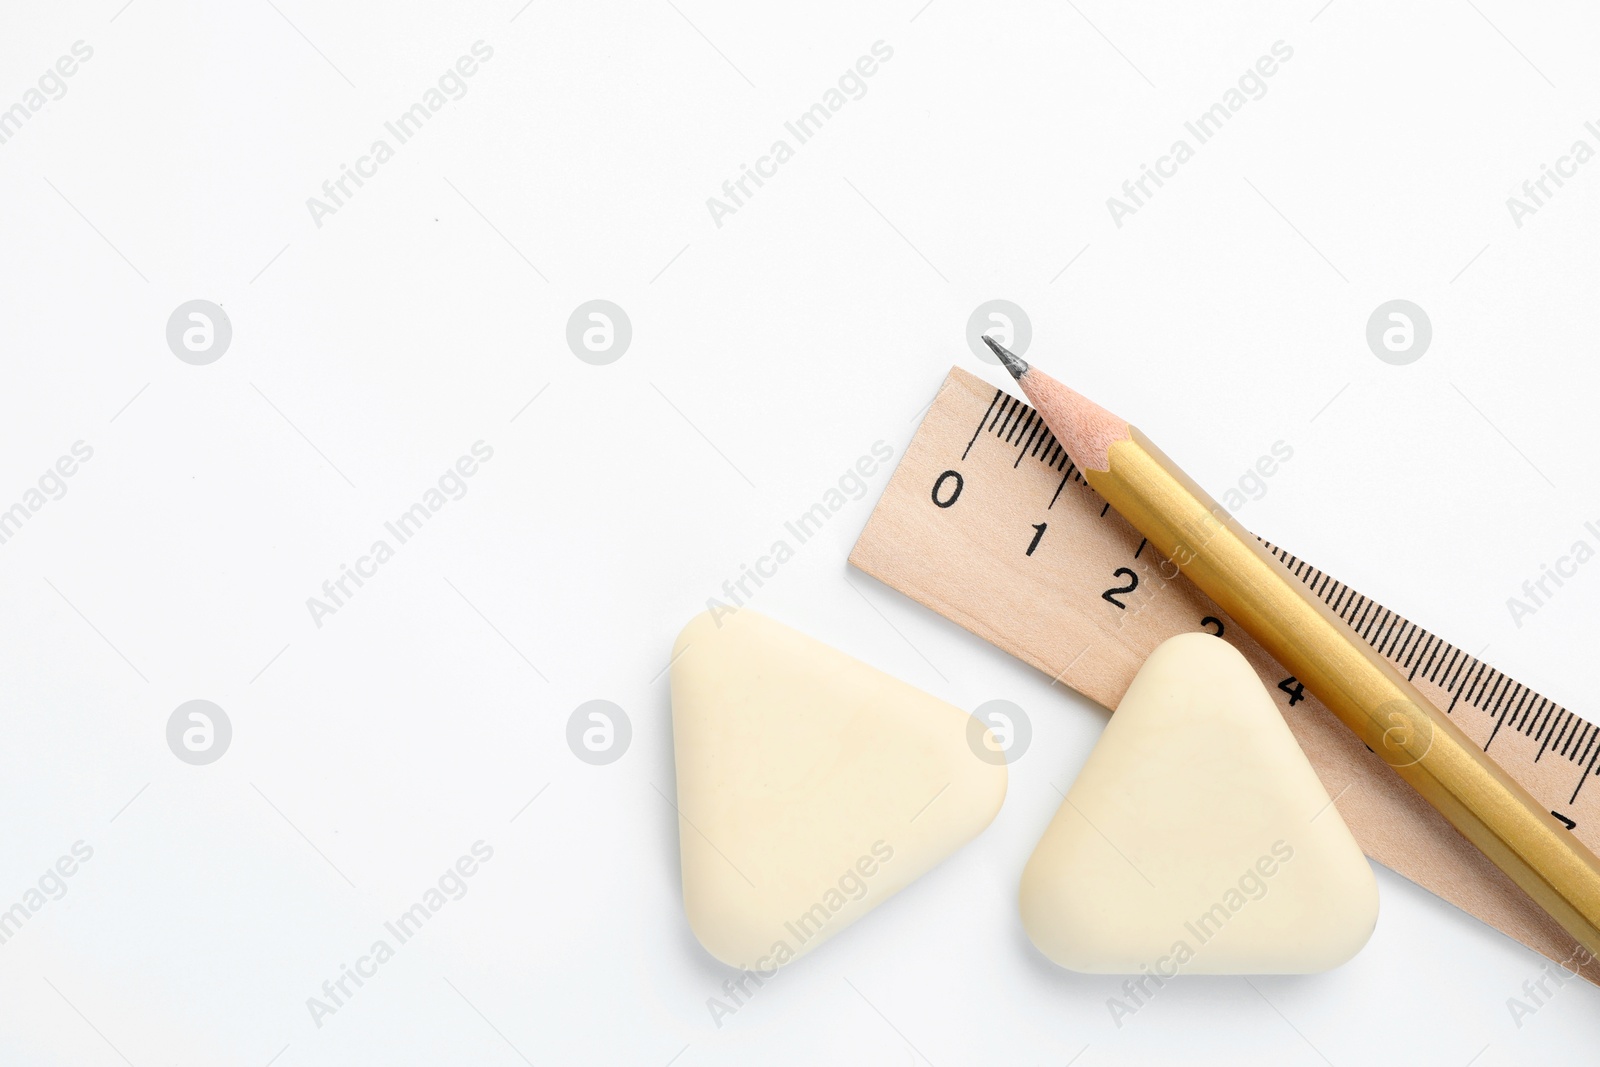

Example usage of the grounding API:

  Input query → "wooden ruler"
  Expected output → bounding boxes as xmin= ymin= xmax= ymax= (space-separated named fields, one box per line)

xmin=851 ymin=366 xmax=1600 ymax=983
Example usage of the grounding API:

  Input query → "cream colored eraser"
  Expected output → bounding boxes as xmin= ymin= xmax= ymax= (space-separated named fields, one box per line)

xmin=670 ymin=608 xmax=1007 ymax=969
xmin=1020 ymin=632 xmax=1378 ymax=974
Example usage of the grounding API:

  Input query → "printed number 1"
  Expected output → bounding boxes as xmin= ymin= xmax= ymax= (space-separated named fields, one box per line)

xmin=1026 ymin=523 xmax=1047 ymax=556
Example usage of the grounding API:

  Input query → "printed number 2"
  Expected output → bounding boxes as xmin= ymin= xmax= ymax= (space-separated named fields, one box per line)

xmin=1102 ymin=568 xmax=1139 ymax=609
xmin=1278 ymin=677 xmax=1306 ymax=706
xmin=1026 ymin=523 xmax=1047 ymax=556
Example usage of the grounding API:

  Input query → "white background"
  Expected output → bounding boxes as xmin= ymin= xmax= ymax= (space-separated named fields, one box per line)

xmin=2 ymin=1 xmax=1599 ymax=1064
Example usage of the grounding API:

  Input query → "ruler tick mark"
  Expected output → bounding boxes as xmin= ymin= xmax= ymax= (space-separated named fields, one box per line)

xmin=962 ymin=390 xmax=1001 ymax=460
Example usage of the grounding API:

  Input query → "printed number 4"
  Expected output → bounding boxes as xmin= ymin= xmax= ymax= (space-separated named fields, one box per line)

xmin=1278 ymin=677 xmax=1306 ymax=706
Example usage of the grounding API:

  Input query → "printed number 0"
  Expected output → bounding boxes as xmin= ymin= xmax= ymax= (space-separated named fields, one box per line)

xmin=931 ymin=470 xmax=964 ymax=508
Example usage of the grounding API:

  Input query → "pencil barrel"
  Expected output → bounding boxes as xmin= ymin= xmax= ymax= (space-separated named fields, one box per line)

xmin=1091 ymin=427 xmax=1600 ymax=956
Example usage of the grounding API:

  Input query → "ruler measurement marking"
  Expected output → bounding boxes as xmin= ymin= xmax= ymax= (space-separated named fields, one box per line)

xmin=1391 ymin=623 xmax=1421 ymax=668
xmin=1452 ymin=662 xmax=1488 ymax=712
xmin=1579 ymin=727 xmax=1599 ymax=768
xmin=1573 ymin=743 xmax=1600 ymax=804
xmin=1472 ymin=669 xmax=1501 ymax=709
xmin=1014 ymin=409 xmax=1037 ymax=445
xmin=1401 ymin=628 xmax=1430 ymax=672
xmin=1446 ymin=664 xmax=1475 ymax=713
xmin=1563 ymin=721 xmax=1585 ymax=758
xmin=1371 ymin=611 xmax=1401 ymax=655
xmin=1015 ymin=419 xmax=1043 ymax=467
xmin=1515 ymin=697 xmax=1538 ymax=736
xmin=1538 ymin=713 xmax=1569 ymax=761
xmin=1488 ymin=686 xmax=1533 ymax=751
xmin=1576 ymin=725 xmax=1598 ymax=762
xmin=1561 ymin=716 xmax=1587 ymax=758
xmin=1430 ymin=647 xmax=1460 ymax=687
xmin=989 ymin=396 xmax=1012 ymax=435
xmin=1507 ymin=686 xmax=1536 ymax=732
xmin=1000 ymin=399 xmax=1023 ymax=440
xmin=994 ymin=398 xmax=1018 ymax=440
xmin=1475 ymin=674 xmax=1506 ymax=724
xmin=1532 ymin=700 xmax=1556 ymax=742
xmin=1482 ymin=670 xmax=1513 ymax=713
xmin=1416 ymin=637 xmax=1444 ymax=683
xmin=1406 ymin=635 xmax=1436 ymax=679
xmin=1048 ymin=472 xmax=1071 ymax=510
xmin=1525 ymin=700 xmax=1545 ymax=738
xmin=1392 ymin=620 xmax=1422 ymax=663
xmin=1464 ymin=661 xmax=1495 ymax=710
xmin=1448 ymin=652 xmax=1480 ymax=697
xmin=1550 ymin=707 xmax=1571 ymax=746
xmin=963 ymin=390 xmax=1002 ymax=460
xmin=1485 ymin=685 xmax=1522 ymax=751
xmin=1481 ymin=674 xmax=1513 ymax=719
xmin=1529 ymin=700 xmax=1554 ymax=742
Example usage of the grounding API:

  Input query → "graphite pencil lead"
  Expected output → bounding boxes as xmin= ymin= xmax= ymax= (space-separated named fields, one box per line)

xmin=982 ymin=336 xmax=1029 ymax=380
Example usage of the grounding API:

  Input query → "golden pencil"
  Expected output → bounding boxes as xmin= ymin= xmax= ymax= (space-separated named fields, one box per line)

xmin=982 ymin=336 xmax=1600 ymax=958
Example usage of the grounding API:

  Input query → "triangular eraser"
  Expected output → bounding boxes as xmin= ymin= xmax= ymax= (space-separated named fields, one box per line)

xmin=671 ymin=609 xmax=1007 ymax=969
xmin=1020 ymin=632 xmax=1378 ymax=974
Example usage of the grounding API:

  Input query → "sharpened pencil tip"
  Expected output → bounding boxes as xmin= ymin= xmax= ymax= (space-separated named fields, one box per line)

xmin=982 ymin=335 xmax=1029 ymax=380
